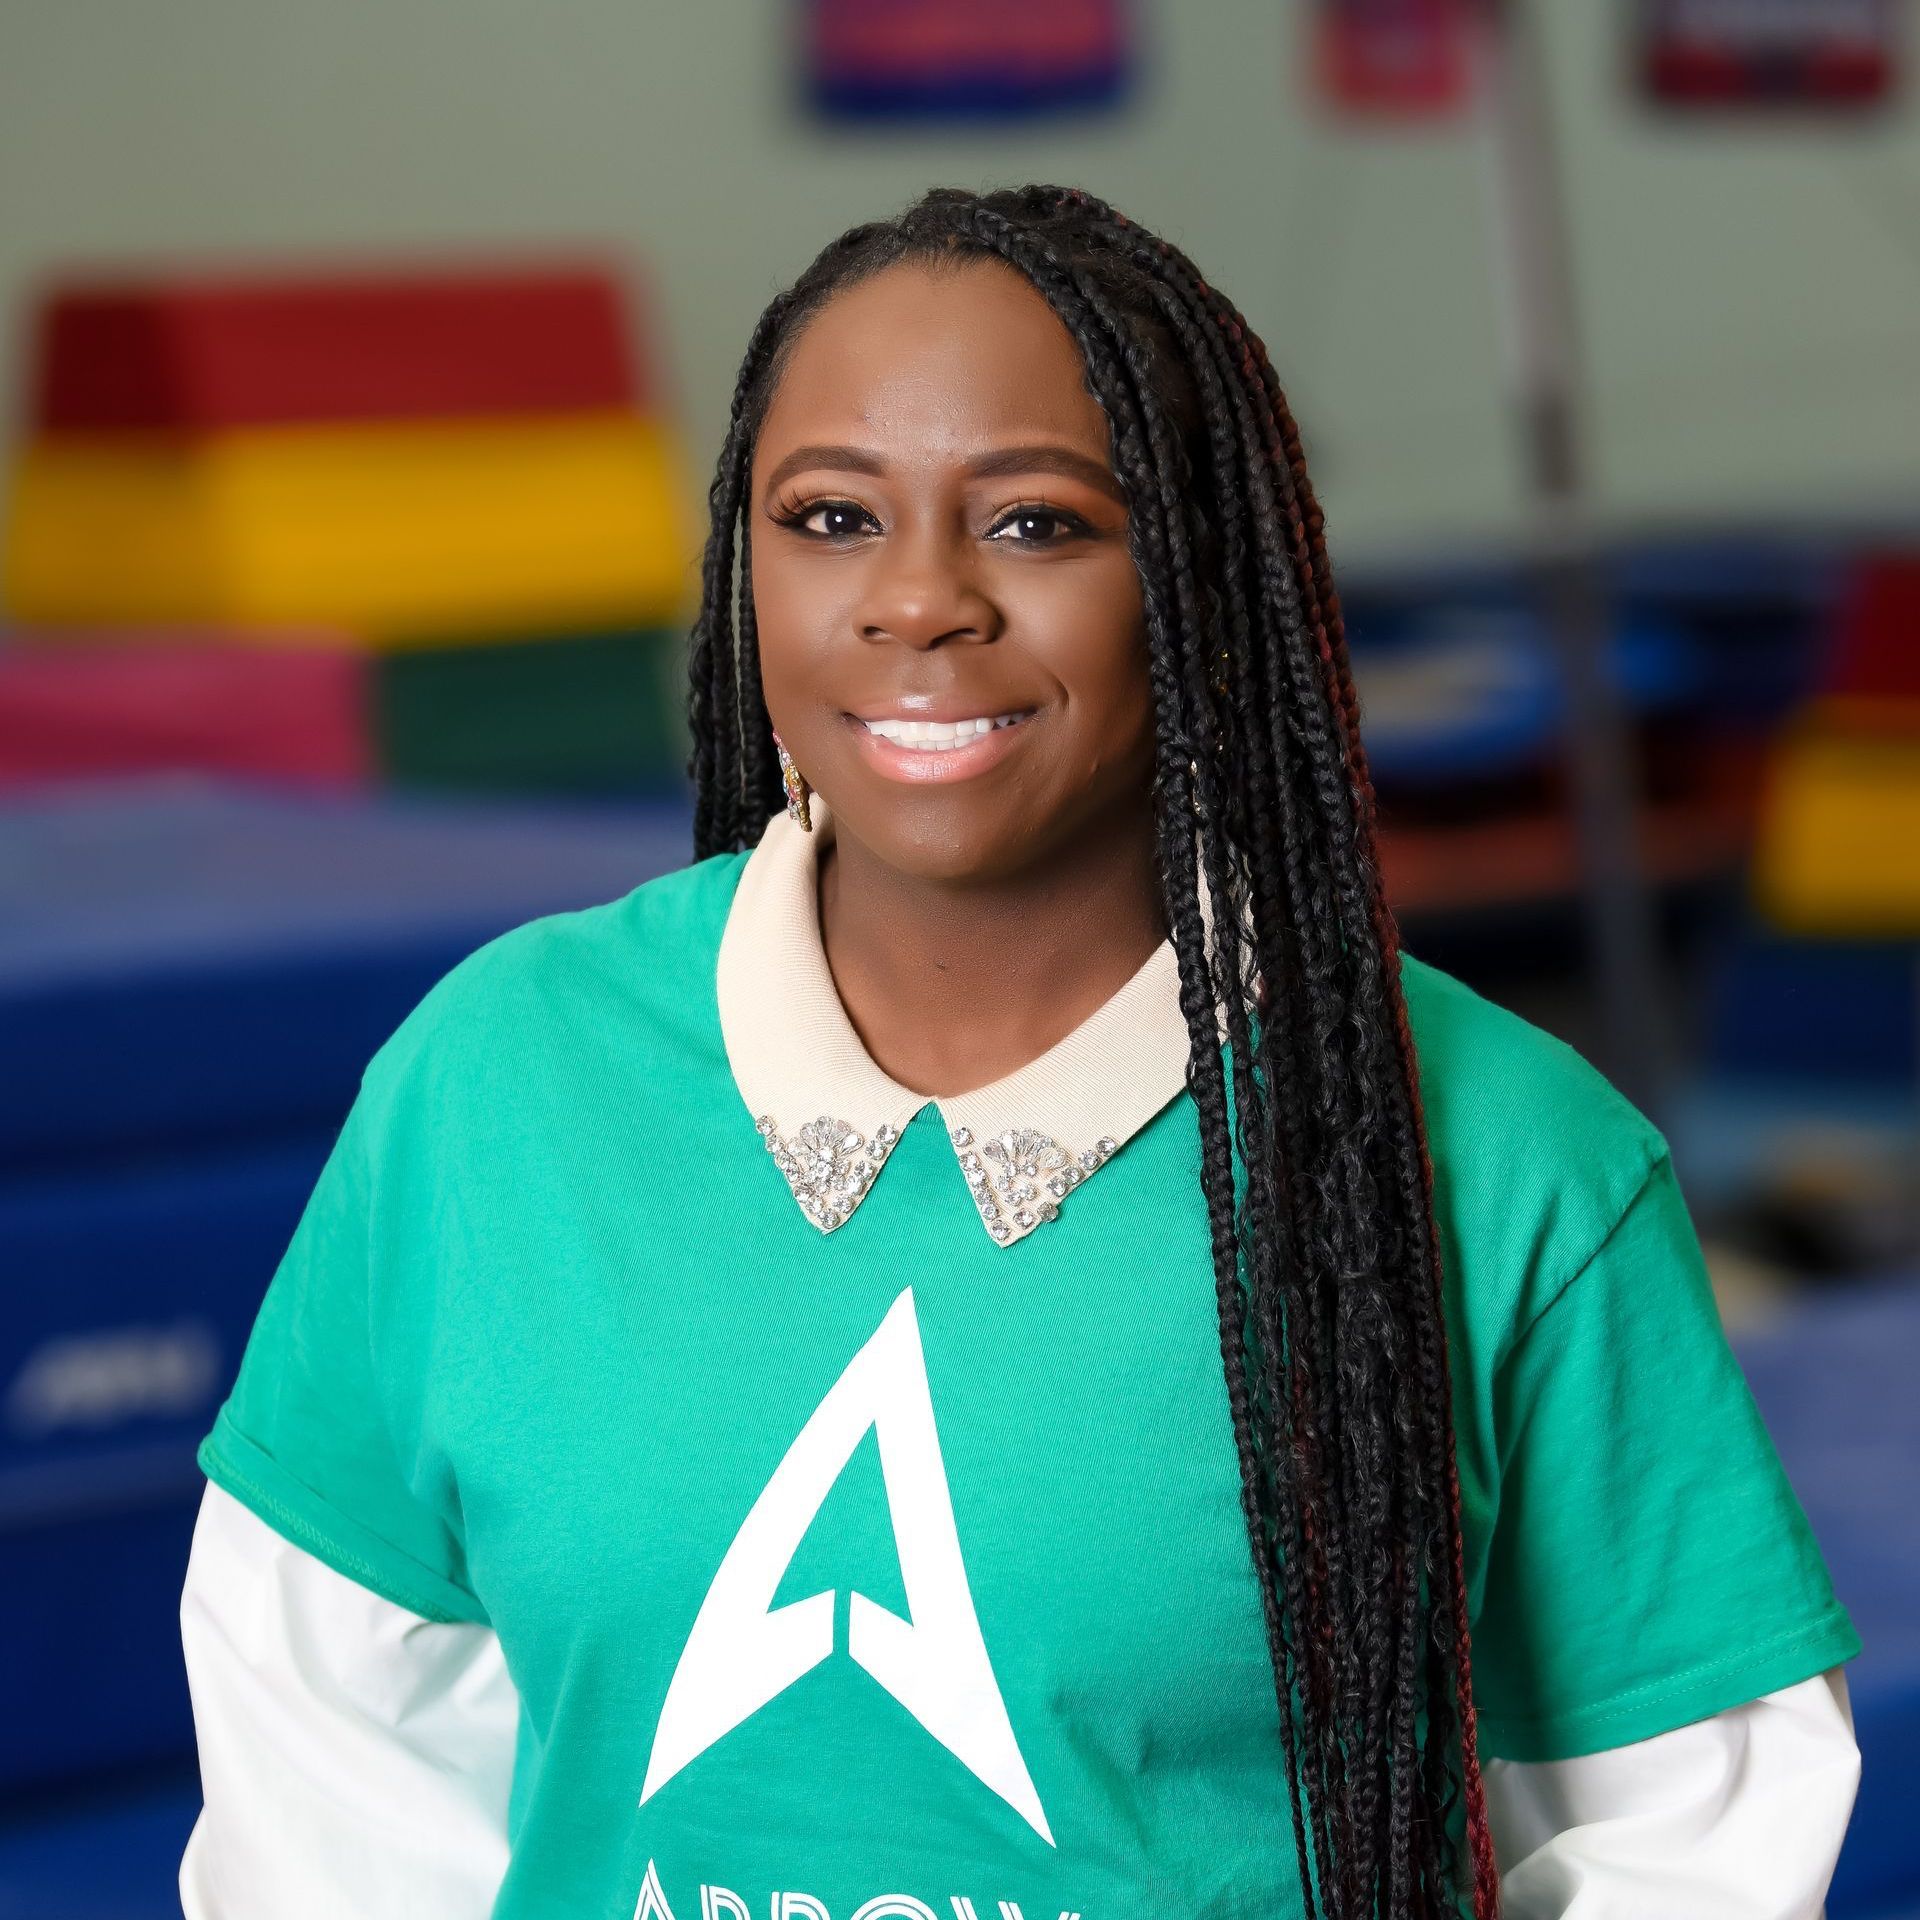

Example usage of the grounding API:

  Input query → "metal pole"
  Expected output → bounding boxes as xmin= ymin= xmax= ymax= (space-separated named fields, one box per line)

xmin=1472 ymin=0 xmax=1672 ymax=1120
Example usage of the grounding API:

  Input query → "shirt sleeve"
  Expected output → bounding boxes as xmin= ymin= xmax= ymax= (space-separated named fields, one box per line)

xmin=179 ymin=1482 xmax=518 ymax=1919
xmin=197 ymin=1075 xmax=486 ymax=1625
xmin=1471 ymin=1147 xmax=1862 ymax=1761
xmin=1481 ymin=1668 xmax=1860 ymax=1918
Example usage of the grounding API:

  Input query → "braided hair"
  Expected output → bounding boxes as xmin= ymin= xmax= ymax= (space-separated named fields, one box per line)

xmin=686 ymin=184 xmax=1501 ymax=1920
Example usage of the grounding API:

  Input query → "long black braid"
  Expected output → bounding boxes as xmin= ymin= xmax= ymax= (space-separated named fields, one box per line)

xmin=685 ymin=185 xmax=1501 ymax=1920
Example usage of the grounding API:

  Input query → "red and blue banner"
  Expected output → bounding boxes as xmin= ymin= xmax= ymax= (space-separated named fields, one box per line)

xmin=1311 ymin=0 xmax=1475 ymax=118
xmin=1639 ymin=0 xmax=1900 ymax=109
xmin=806 ymin=0 xmax=1133 ymax=121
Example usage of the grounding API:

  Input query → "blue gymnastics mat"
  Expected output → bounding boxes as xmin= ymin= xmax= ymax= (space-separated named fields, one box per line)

xmin=0 ymin=772 xmax=692 ymax=1168
xmin=0 ymin=1132 xmax=344 ymax=1791
xmin=1734 ymin=1274 xmax=1920 ymax=1917
xmin=0 ymin=1771 xmax=200 ymax=1920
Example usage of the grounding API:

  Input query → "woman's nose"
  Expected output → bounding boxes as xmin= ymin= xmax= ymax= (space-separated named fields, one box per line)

xmin=854 ymin=525 xmax=999 ymax=650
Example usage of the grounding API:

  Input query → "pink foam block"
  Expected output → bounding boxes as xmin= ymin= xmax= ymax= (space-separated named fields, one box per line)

xmin=0 ymin=631 xmax=372 ymax=787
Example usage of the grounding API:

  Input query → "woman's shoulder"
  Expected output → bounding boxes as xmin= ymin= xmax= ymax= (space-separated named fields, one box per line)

xmin=359 ymin=844 xmax=753 ymax=1106
xmin=1398 ymin=950 xmax=1672 ymax=1338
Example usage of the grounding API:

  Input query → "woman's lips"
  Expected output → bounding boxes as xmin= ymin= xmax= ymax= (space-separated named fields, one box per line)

xmin=842 ymin=707 xmax=1037 ymax=783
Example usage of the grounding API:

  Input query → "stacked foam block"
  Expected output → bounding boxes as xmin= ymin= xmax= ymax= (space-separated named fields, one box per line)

xmin=0 ymin=262 xmax=695 ymax=793
xmin=0 ymin=266 xmax=696 ymax=1793
xmin=1755 ymin=554 xmax=1920 ymax=934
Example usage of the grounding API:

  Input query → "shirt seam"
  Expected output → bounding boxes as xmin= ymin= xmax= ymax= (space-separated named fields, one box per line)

xmin=200 ymin=1414 xmax=484 ymax=1626
xmin=1509 ymin=1140 xmax=1671 ymax=1354
xmin=1477 ymin=1605 xmax=1859 ymax=1732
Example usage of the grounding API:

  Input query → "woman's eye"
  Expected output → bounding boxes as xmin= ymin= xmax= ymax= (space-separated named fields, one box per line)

xmin=989 ymin=508 xmax=1083 ymax=543
xmin=796 ymin=501 xmax=876 ymax=539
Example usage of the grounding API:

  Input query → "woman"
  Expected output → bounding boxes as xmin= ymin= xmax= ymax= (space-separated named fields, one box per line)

xmin=179 ymin=186 xmax=1862 ymax=1919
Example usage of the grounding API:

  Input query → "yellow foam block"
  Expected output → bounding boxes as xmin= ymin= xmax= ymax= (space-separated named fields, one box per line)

xmin=2 ymin=414 xmax=696 ymax=645
xmin=1753 ymin=724 xmax=1920 ymax=935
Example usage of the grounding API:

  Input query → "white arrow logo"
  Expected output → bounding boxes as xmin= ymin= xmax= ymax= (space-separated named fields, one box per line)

xmin=640 ymin=1287 xmax=1053 ymax=1845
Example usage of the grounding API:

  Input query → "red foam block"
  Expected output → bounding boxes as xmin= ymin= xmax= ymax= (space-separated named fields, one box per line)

xmin=31 ymin=262 xmax=644 ymax=431
xmin=1828 ymin=554 xmax=1920 ymax=704
xmin=0 ymin=633 xmax=372 ymax=787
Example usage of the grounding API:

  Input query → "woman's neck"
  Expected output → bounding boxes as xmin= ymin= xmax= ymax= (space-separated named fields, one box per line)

xmin=816 ymin=797 xmax=1167 ymax=1099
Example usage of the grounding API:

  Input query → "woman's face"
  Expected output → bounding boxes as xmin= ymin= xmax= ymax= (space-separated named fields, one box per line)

xmin=749 ymin=258 xmax=1154 ymax=885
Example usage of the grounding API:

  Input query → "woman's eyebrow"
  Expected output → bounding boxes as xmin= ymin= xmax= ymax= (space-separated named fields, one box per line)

xmin=967 ymin=444 xmax=1126 ymax=503
xmin=759 ymin=444 xmax=888 ymax=493
xmin=758 ymin=441 xmax=1125 ymax=504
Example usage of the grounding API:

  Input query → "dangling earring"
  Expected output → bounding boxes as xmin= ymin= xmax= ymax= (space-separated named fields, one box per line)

xmin=771 ymin=729 xmax=812 ymax=832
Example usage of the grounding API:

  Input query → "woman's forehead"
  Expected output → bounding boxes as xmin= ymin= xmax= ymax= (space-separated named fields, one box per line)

xmin=755 ymin=259 xmax=1110 ymax=466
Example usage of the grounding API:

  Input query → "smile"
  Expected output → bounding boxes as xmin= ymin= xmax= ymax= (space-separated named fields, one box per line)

xmin=857 ymin=712 xmax=1028 ymax=752
xmin=844 ymin=707 xmax=1037 ymax=784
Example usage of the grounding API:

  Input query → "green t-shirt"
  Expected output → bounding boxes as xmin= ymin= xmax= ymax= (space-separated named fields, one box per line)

xmin=200 ymin=841 xmax=1859 ymax=1920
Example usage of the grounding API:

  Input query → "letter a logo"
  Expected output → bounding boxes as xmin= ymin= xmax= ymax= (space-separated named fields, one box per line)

xmin=640 ymin=1287 xmax=1053 ymax=1844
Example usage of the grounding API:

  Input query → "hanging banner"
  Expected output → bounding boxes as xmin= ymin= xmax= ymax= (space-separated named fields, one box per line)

xmin=805 ymin=0 xmax=1133 ymax=122
xmin=1639 ymin=0 xmax=1900 ymax=109
xmin=1311 ymin=0 xmax=1476 ymax=118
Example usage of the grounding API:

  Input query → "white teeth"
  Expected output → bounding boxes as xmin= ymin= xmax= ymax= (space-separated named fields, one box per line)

xmin=861 ymin=712 xmax=1026 ymax=751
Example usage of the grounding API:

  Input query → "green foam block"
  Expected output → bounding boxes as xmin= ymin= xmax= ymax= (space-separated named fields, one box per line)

xmin=375 ymin=627 xmax=689 ymax=795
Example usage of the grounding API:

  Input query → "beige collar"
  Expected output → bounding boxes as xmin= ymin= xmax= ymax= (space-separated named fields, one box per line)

xmin=716 ymin=796 xmax=1195 ymax=1247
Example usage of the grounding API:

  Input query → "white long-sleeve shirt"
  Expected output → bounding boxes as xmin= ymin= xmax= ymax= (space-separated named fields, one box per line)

xmin=178 ymin=1483 xmax=1862 ymax=1919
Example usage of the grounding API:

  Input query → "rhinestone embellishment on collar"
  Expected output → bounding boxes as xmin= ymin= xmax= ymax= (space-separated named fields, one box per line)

xmin=753 ymin=1111 xmax=1119 ymax=1240
xmin=755 ymin=1113 xmax=901 ymax=1231
xmin=949 ymin=1122 xmax=1117 ymax=1243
